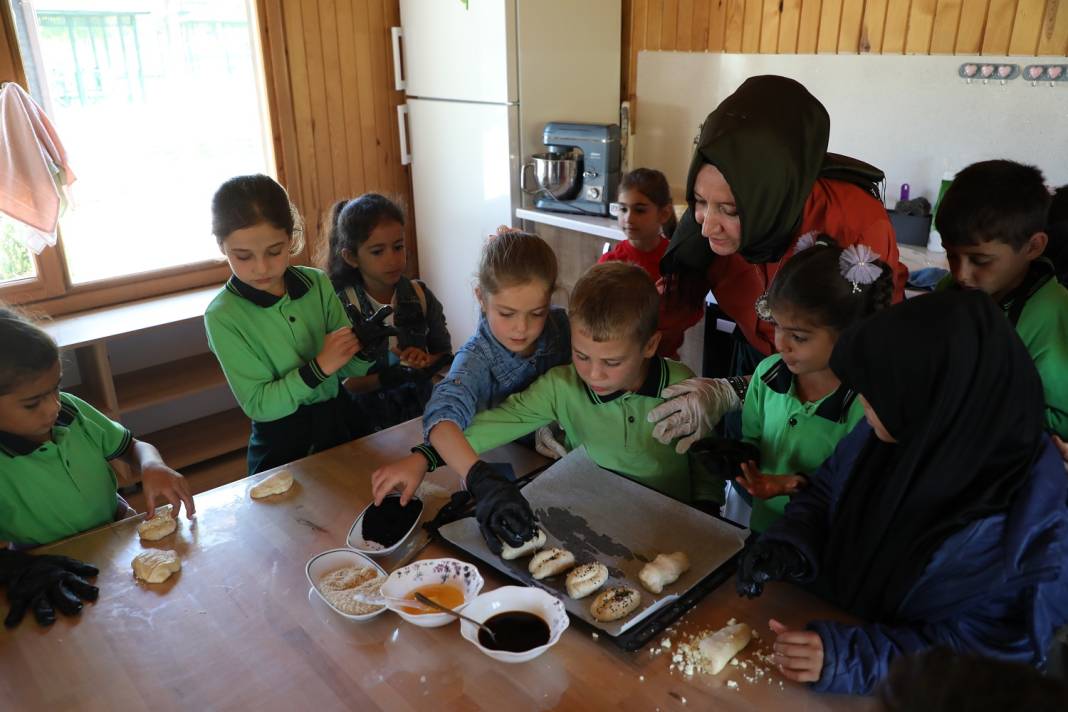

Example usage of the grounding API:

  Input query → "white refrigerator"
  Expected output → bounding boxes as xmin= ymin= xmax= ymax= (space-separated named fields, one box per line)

xmin=395 ymin=0 xmax=621 ymax=349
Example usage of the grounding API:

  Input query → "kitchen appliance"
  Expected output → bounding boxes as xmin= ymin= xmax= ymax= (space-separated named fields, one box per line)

xmin=395 ymin=0 xmax=621 ymax=347
xmin=522 ymin=122 xmax=621 ymax=216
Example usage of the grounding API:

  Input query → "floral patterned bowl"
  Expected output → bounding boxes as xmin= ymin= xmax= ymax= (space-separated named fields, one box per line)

xmin=381 ymin=558 xmax=484 ymax=628
xmin=459 ymin=586 xmax=570 ymax=663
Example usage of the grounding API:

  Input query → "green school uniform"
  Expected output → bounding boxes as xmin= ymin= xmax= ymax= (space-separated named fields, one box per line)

xmin=205 ymin=266 xmax=372 ymax=473
xmin=0 ymin=393 xmax=131 ymax=547
xmin=421 ymin=357 xmax=703 ymax=503
xmin=742 ymin=355 xmax=865 ymax=532
xmin=939 ymin=260 xmax=1068 ymax=438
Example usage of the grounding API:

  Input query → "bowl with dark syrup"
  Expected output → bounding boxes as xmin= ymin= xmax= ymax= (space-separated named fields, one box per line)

xmin=459 ymin=586 xmax=570 ymax=663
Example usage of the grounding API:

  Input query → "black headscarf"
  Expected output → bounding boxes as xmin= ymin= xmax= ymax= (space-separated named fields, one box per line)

xmin=662 ymin=76 xmax=830 ymax=273
xmin=823 ymin=290 xmax=1046 ymax=620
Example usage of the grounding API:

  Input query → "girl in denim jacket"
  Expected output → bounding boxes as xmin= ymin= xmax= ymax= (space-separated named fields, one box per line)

xmin=371 ymin=230 xmax=570 ymax=503
xmin=327 ymin=194 xmax=452 ymax=435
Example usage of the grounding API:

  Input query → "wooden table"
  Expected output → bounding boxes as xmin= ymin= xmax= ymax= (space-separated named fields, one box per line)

xmin=2 ymin=421 xmax=874 ymax=712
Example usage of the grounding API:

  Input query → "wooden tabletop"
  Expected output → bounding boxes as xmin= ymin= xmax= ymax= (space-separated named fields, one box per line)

xmin=2 ymin=420 xmax=874 ymax=712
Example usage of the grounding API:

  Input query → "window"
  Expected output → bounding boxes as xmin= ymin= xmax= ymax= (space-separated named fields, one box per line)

xmin=0 ymin=220 xmax=37 ymax=284
xmin=6 ymin=0 xmax=273 ymax=289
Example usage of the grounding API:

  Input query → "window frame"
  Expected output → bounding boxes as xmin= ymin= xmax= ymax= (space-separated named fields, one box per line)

xmin=0 ymin=0 xmax=299 ymax=317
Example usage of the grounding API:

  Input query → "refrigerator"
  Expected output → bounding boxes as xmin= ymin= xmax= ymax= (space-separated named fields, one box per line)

xmin=395 ymin=0 xmax=621 ymax=349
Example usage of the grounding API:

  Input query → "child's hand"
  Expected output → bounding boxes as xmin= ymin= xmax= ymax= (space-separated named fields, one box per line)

xmin=317 ymin=327 xmax=362 ymax=375
xmin=1053 ymin=435 xmax=1068 ymax=467
xmin=371 ymin=453 xmax=429 ymax=506
xmin=736 ymin=461 xmax=806 ymax=500
xmin=769 ymin=618 xmax=824 ymax=683
xmin=395 ymin=346 xmax=432 ymax=369
xmin=141 ymin=464 xmax=195 ymax=520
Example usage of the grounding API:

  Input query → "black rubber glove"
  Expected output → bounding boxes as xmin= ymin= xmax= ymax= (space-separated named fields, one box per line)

xmin=735 ymin=539 xmax=810 ymax=599
xmin=1 ymin=549 xmax=99 ymax=628
xmin=377 ymin=363 xmax=426 ymax=390
xmin=346 ymin=303 xmax=399 ymax=350
xmin=465 ymin=460 xmax=536 ymax=555
xmin=689 ymin=436 xmax=762 ymax=479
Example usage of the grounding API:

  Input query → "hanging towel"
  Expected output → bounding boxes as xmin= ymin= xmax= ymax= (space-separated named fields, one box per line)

xmin=0 ymin=82 xmax=75 ymax=252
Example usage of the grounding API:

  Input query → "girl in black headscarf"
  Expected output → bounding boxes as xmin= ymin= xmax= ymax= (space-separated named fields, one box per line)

xmin=735 ymin=290 xmax=1068 ymax=694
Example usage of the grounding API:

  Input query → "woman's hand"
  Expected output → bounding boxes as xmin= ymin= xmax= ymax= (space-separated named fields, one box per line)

xmin=736 ymin=461 xmax=806 ymax=500
xmin=371 ymin=453 xmax=429 ymax=506
xmin=395 ymin=346 xmax=432 ymax=369
xmin=317 ymin=327 xmax=362 ymax=375
xmin=770 ymin=618 xmax=824 ymax=683
xmin=141 ymin=464 xmax=195 ymax=520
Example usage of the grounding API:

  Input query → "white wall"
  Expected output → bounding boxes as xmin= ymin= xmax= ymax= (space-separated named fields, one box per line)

xmin=633 ymin=52 xmax=1068 ymax=207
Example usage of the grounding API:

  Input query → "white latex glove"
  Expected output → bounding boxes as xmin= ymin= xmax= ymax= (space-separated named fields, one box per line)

xmin=647 ymin=377 xmax=742 ymax=454
xmin=534 ymin=425 xmax=569 ymax=460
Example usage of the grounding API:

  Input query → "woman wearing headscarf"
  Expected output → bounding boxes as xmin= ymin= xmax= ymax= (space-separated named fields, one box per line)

xmin=648 ymin=75 xmax=908 ymax=452
xmin=735 ymin=290 xmax=1068 ymax=694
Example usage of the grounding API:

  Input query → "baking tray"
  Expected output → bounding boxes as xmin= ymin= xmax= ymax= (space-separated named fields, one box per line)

xmin=438 ymin=447 xmax=748 ymax=650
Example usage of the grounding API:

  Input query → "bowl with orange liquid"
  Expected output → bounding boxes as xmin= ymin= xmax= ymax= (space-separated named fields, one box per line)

xmin=380 ymin=557 xmax=484 ymax=628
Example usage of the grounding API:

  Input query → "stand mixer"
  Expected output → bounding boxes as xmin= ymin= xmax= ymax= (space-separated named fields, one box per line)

xmin=521 ymin=122 xmax=621 ymax=216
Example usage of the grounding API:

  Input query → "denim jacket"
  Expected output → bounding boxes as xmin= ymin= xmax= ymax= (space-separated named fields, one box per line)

xmin=422 ymin=306 xmax=571 ymax=441
xmin=339 ymin=276 xmax=452 ymax=371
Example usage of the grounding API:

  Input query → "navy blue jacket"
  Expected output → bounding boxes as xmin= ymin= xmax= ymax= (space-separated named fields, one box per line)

xmin=762 ymin=421 xmax=1068 ymax=694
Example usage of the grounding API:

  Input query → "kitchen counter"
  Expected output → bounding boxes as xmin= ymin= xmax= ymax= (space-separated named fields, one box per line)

xmin=4 ymin=419 xmax=874 ymax=711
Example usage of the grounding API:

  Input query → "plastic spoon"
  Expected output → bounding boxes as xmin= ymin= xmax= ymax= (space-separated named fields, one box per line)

xmin=413 ymin=592 xmax=497 ymax=644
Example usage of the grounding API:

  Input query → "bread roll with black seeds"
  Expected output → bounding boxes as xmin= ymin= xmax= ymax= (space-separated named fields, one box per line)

xmin=528 ymin=547 xmax=575 ymax=579
xmin=565 ymin=562 xmax=609 ymax=599
xmin=590 ymin=586 xmax=641 ymax=622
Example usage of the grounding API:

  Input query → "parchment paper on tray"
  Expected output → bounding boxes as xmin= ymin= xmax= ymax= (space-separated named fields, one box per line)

xmin=438 ymin=447 xmax=748 ymax=638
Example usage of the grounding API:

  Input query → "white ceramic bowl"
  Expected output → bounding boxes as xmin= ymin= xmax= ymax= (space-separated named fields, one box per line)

xmin=459 ymin=586 xmax=570 ymax=663
xmin=347 ymin=494 xmax=424 ymax=556
xmin=381 ymin=558 xmax=484 ymax=628
xmin=305 ymin=548 xmax=388 ymax=621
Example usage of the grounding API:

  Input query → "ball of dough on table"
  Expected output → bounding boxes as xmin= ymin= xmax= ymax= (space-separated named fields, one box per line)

xmin=565 ymin=562 xmax=609 ymax=599
xmin=589 ymin=586 xmax=641 ymax=622
xmin=250 ymin=470 xmax=294 ymax=499
xmin=638 ymin=551 xmax=690 ymax=594
xmin=528 ymin=547 xmax=575 ymax=579
xmin=500 ymin=529 xmax=546 ymax=560
xmin=136 ymin=505 xmax=176 ymax=541
xmin=698 ymin=622 xmax=753 ymax=674
xmin=132 ymin=549 xmax=181 ymax=584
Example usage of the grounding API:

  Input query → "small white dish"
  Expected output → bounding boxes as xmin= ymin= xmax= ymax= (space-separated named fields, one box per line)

xmin=305 ymin=548 xmax=388 ymax=621
xmin=459 ymin=586 xmax=570 ymax=663
xmin=346 ymin=494 xmax=423 ymax=556
xmin=381 ymin=557 xmax=484 ymax=628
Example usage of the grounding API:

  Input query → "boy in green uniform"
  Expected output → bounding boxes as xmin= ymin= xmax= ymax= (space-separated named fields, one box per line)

xmin=935 ymin=160 xmax=1068 ymax=439
xmin=415 ymin=262 xmax=707 ymax=553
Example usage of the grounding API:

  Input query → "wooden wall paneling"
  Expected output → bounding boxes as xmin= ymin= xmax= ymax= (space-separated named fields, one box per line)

xmin=300 ymin=0 xmax=336 ymax=243
xmin=675 ymin=0 xmax=694 ymax=52
xmin=1008 ymin=0 xmax=1047 ymax=53
xmin=627 ymin=0 xmax=646 ymax=106
xmin=367 ymin=0 xmax=396 ymax=189
xmin=282 ymin=0 xmax=321 ymax=245
xmin=779 ymin=0 xmax=804 ymax=51
xmin=319 ymin=0 xmax=351 ymax=203
xmin=724 ymin=0 xmax=747 ymax=52
xmin=905 ymin=0 xmax=938 ymax=53
xmin=838 ymin=0 xmax=866 ymax=52
xmin=622 ymin=0 xmax=633 ymax=96
xmin=259 ymin=0 xmax=302 ymax=206
xmin=742 ymin=0 xmax=764 ymax=52
xmin=760 ymin=0 xmax=783 ymax=52
xmin=352 ymin=0 xmax=381 ymax=192
xmin=691 ymin=0 xmax=712 ymax=50
xmin=882 ymin=0 xmax=914 ymax=53
xmin=929 ymin=0 xmax=964 ymax=53
xmin=981 ymin=0 xmax=1019 ymax=54
xmin=708 ymin=0 xmax=729 ymax=50
xmin=798 ymin=0 xmax=825 ymax=52
xmin=334 ymin=0 xmax=364 ymax=199
xmin=817 ymin=0 xmax=844 ymax=53
xmin=647 ymin=0 xmax=664 ymax=50
xmin=381 ymin=0 xmax=418 ymax=274
xmin=955 ymin=0 xmax=992 ymax=51
xmin=861 ymin=0 xmax=891 ymax=52
xmin=662 ymin=0 xmax=680 ymax=49
xmin=1038 ymin=0 xmax=1068 ymax=54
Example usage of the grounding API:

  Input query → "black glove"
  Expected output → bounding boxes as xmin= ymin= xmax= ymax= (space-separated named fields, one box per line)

xmin=465 ymin=460 xmax=537 ymax=555
xmin=377 ymin=363 xmax=427 ymax=390
xmin=689 ymin=436 xmax=761 ymax=479
xmin=735 ymin=539 xmax=809 ymax=599
xmin=346 ymin=303 xmax=399 ymax=350
xmin=1 ymin=549 xmax=99 ymax=628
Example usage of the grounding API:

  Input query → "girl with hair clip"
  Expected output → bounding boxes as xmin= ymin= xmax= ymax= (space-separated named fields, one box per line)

xmin=735 ymin=290 xmax=1068 ymax=694
xmin=707 ymin=235 xmax=895 ymax=531
xmin=325 ymin=194 xmax=452 ymax=435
